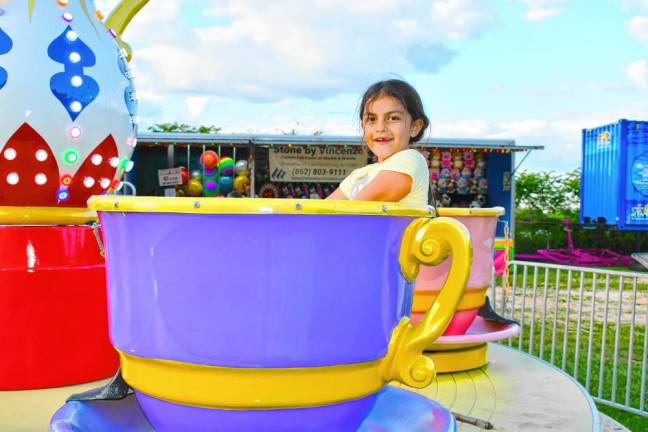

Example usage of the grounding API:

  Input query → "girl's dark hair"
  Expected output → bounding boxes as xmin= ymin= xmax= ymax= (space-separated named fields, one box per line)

xmin=359 ymin=79 xmax=429 ymax=143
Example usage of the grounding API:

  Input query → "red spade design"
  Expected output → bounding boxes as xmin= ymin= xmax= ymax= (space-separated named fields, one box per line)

xmin=65 ymin=135 xmax=118 ymax=207
xmin=0 ymin=123 xmax=60 ymax=206
xmin=0 ymin=123 xmax=119 ymax=208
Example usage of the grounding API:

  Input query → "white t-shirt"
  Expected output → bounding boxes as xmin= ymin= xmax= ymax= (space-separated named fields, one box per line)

xmin=338 ymin=149 xmax=429 ymax=206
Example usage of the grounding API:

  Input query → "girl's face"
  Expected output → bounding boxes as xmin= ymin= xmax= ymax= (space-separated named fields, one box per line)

xmin=362 ymin=94 xmax=423 ymax=163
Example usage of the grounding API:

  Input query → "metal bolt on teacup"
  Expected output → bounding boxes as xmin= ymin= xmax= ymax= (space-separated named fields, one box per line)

xmin=87 ymin=196 xmax=472 ymax=432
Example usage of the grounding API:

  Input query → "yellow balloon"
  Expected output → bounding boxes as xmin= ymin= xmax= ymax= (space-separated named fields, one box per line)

xmin=234 ymin=175 xmax=250 ymax=193
xmin=187 ymin=179 xmax=204 ymax=197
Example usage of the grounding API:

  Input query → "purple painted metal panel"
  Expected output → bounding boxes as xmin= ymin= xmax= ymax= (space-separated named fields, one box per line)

xmin=136 ymin=391 xmax=377 ymax=432
xmin=100 ymin=212 xmax=414 ymax=367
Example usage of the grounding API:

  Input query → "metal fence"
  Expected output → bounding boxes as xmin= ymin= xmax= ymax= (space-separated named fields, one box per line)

xmin=491 ymin=261 xmax=648 ymax=418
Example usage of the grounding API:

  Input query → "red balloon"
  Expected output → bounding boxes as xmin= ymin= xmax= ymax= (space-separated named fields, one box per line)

xmin=200 ymin=150 xmax=219 ymax=169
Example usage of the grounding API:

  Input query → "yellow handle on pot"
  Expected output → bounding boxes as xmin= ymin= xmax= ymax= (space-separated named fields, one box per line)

xmin=383 ymin=217 xmax=471 ymax=388
xmin=105 ymin=0 xmax=150 ymax=61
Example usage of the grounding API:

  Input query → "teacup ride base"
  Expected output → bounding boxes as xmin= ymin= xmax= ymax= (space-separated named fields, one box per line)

xmin=49 ymin=385 xmax=457 ymax=432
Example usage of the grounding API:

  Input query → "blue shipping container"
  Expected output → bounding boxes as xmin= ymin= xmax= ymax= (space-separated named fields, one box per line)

xmin=581 ymin=119 xmax=648 ymax=231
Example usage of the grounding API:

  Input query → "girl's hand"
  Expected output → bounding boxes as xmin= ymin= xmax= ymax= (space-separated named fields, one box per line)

xmin=354 ymin=170 xmax=412 ymax=202
xmin=325 ymin=187 xmax=348 ymax=200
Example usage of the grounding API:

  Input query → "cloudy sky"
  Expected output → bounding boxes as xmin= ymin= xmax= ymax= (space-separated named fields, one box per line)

xmin=96 ymin=0 xmax=648 ymax=172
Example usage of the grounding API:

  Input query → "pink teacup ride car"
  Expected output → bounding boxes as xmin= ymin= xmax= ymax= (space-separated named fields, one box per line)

xmin=412 ymin=207 xmax=520 ymax=373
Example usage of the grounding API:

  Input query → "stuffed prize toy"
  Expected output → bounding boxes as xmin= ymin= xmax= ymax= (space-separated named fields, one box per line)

xmin=463 ymin=150 xmax=475 ymax=169
xmin=431 ymin=149 xmax=441 ymax=168
xmin=441 ymin=150 xmax=452 ymax=169
xmin=452 ymin=151 xmax=463 ymax=169
xmin=457 ymin=177 xmax=469 ymax=195
xmin=259 ymin=183 xmax=279 ymax=198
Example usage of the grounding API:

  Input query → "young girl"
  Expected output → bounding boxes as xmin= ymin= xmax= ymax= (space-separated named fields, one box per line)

xmin=327 ymin=79 xmax=430 ymax=206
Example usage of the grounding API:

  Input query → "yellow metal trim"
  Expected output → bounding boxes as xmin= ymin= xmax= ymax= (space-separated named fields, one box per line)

xmin=437 ymin=207 xmax=505 ymax=217
xmin=119 ymin=351 xmax=386 ymax=409
xmin=88 ymin=196 xmax=436 ymax=218
xmin=0 ymin=206 xmax=98 ymax=225
xmin=28 ymin=0 xmax=35 ymax=21
xmin=425 ymin=344 xmax=488 ymax=373
xmin=387 ymin=217 xmax=472 ymax=388
xmin=105 ymin=0 xmax=150 ymax=36
xmin=102 ymin=0 xmax=150 ymax=61
xmin=412 ymin=287 xmax=488 ymax=313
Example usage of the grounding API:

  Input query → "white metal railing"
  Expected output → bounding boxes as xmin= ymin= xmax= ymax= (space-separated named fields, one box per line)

xmin=491 ymin=260 xmax=648 ymax=418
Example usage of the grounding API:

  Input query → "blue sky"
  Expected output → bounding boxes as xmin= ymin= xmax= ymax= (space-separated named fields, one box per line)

xmin=97 ymin=0 xmax=648 ymax=172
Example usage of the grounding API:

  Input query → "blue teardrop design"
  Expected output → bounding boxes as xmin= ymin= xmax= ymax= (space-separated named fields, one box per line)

xmin=47 ymin=26 xmax=99 ymax=120
xmin=117 ymin=48 xmax=138 ymax=130
xmin=0 ymin=27 xmax=13 ymax=89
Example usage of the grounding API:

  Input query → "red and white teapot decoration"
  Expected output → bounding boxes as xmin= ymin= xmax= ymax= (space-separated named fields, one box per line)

xmin=0 ymin=0 xmax=147 ymax=214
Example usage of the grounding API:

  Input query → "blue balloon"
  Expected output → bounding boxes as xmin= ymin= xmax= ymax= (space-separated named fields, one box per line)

xmin=219 ymin=176 xmax=233 ymax=194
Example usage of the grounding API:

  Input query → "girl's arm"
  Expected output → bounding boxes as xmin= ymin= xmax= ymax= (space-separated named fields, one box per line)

xmin=354 ymin=170 xmax=412 ymax=202
xmin=326 ymin=188 xmax=348 ymax=200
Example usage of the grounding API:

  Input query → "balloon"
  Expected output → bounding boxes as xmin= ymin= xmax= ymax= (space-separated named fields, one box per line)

xmin=218 ymin=157 xmax=234 ymax=176
xmin=234 ymin=159 xmax=249 ymax=176
xmin=203 ymin=179 xmax=219 ymax=195
xmin=234 ymin=175 xmax=250 ymax=193
xmin=219 ymin=176 xmax=233 ymax=194
xmin=190 ymin=170 xmax=202 ymax=180
xmin=187 ymin=179 xmax=203 ymax=197
xmin=203 ymin=168 xmax=217 ymax=178
xmin=200 ymin=150 xmax=219 ymax=169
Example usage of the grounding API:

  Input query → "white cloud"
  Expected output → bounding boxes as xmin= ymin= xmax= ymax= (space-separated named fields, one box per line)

xmin=521 ymin=0 xmax=570 ymax=22
xmin=185 ymin=96 xmax=211 ymax=119
xmin=627 ymin=60 xmax=648 ymax=88
xmin=623 ymin=0 xmax=648 ymax=11
xmin=489 ymin=119 xmax=548 ymax=138
xmin=629 ymin=15 xmax=648 ymax=43
xmin=429 ymin=115 xmax=636 ymax=172
xmin=112 ymin=0 xmax=496 ymax=103
xmin=431 ymin=119 xmax=492 ymax=137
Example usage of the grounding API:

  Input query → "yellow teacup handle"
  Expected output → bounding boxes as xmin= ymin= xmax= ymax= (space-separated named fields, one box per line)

xmin=382 ymin=217 xmax=471 ymax=388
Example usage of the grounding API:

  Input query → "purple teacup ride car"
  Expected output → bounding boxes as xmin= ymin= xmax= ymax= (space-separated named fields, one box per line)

xmin=86 ymin=196 xmax=472 ymax=432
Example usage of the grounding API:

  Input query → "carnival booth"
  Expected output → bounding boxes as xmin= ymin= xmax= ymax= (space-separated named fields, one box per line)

xmin=131 ymin=133 xmax=542 ymax=241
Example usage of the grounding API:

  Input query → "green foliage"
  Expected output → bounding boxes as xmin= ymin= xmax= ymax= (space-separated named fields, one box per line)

xmin=147 ymin=122 xmax=221 ymax=134
xmin=515 ymin=169 xmax=580 ymax=221
xmin=513 ymin=168 xmax=647 ymax=256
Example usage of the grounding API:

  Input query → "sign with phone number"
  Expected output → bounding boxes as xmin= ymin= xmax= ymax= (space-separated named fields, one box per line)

xmin=269 ymin=145 xmax=368 ymax=183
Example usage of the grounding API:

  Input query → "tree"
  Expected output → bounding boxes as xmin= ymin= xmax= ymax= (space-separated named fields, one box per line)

xmin=515 ymin=169 xmax=581 ymax=221
xmin=148 ymin=122 xmax=221 ymax=134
